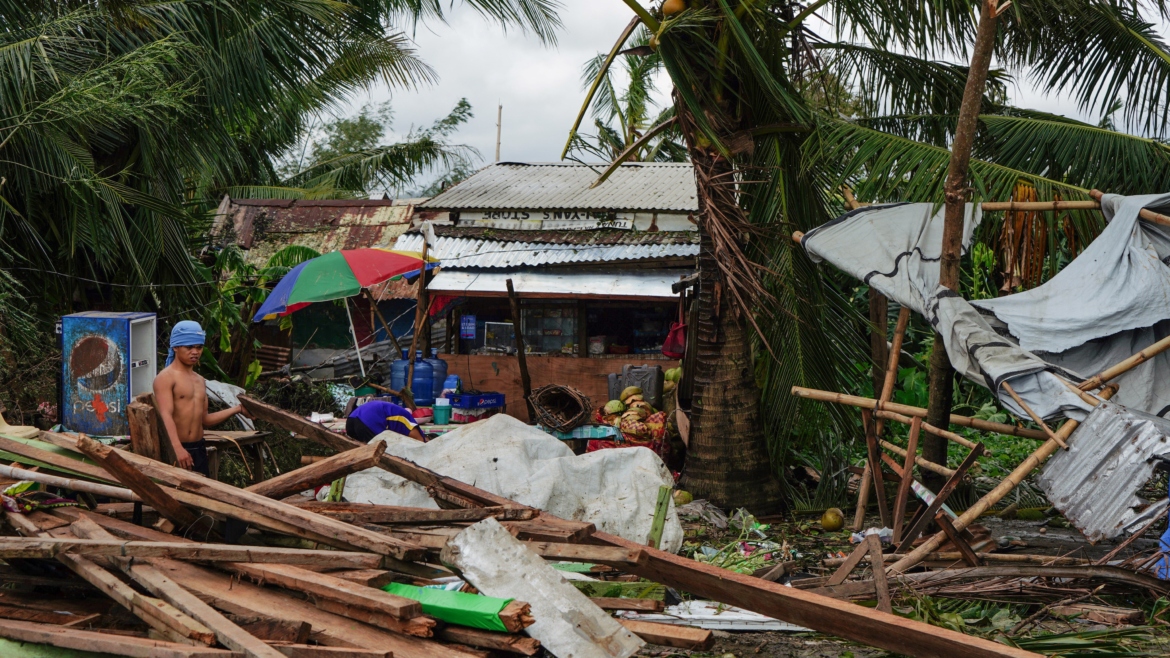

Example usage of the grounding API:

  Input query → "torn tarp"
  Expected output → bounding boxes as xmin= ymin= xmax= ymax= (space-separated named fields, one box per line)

xmin=801 ymin=194 xmax=1170 ymax=540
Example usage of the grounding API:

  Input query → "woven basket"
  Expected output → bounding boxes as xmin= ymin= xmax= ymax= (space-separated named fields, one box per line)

xmin=529 ymin=384 xmax=592 ymax=433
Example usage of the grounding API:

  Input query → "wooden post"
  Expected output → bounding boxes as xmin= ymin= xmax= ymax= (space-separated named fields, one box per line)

xmin=894 ymin=443 xmax=985 ymax=555
xmin=861 ymin=411 xmax=890 ymax=528
xmin=76 ymin=435 xmax=199 ymax=531
xmin=924 ymin=0 xmax=1001 ymax=490
xmin=577 ymin=300 xmax=588 ymax=358
xmin=935 ymin=513 xmax=983 ymax=566
xmin=866 ymin=533 xmax=892 ymax=613
xmin=869 ymin=291 xmax=888 ymax=398
xmin=244 ymin=442 xmax=386 ymax=500
xmin=892 ymin=417 xmax=921 ymax=544
xmin=506 ymin=278 xmax=535 ymax=420
xmin=405 ymin=241 xmax=430 ymax=388
xmin=368 ymin=293 xmax=402 ymax=357
xmin=128 ymin=402 xmax=161 ymax=461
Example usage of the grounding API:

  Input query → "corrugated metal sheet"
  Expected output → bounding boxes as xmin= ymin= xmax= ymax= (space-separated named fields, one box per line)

xmin=418 ymin=162 xmax=698 ymax=212
xmin=427 ymin=269 xmax=689 ymax=300
xmin=428 ymin=225 xmax=698 ymax=245
xmin=1038 ymin=401 xmax=1170 ymax=543
xmin=210 ymin=198 xmax=414 ymax=267
xmin=393 ymin=232 xmax=698 ymax=268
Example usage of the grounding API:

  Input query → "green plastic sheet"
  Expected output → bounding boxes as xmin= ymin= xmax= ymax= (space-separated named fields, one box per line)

xmin=383 ymin=582 xmax=513 ymax=632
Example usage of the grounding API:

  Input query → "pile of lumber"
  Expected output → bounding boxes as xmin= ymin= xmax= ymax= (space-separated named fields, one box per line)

xmin=0 ymin=395 xmax=1047 ymax=658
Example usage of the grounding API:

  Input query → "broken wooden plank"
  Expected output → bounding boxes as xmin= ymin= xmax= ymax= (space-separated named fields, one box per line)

xmin=238 ymin=396 xmax=519 ymax=508
xmin=502 ymin=517 xmax=595 ymax=543
xmin=70 ymin=515 xmax=287 ymax=658
xmin=270 ymin=646 xmax=392 ymax=658
xmin=589 ymin=598 xmax=665 ymax=612
xmin=4 ymin=510 xmax=217 ymax=647
xmin=43 ymin=432 xmax=426 ymax=560
xmin=437 ymin=627 xmax=541 ymax=655
xmin=826 ymin=539 xmax=871 ymax=587
xmin=935 ymin=513 xmax=983 ymax=566
xmin=77 ymin=434 xmax=200 ymax=529
xmin=330 ymin=569 xmax=398 ymax=589
xmin=228 ymin=562 xmax=423 ymax=621
xmin=311 ymin=598 xmax=435 ymax=637
xmin=246 ymin=442 xmax=386 ymax=500
xmin=618 ymin=619 xmax=713 ymax=651
xmin=0 ymin=619 xmax=238 ymax=658
xmin=866 ymin=534 xmax=891 ymax=614
xmin=227 ymin=616 xmax=311 ymax=644
xmin=894 ymin=443 xmax=984 ymax=554
xmin=0 ymin=603 xmax=99 ymax=627
xmin=0 ymin=537 xmax=382 ymax=568
xmin=292 ymin=501 xmax=537 ymax=524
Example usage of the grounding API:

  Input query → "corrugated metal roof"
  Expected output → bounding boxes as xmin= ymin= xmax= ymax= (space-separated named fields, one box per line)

xmin=418 ymin=162 xmax=698 ymax=212
xmin=426 ymin=225 xmax=698 ymax=245
xmin=210 ymin=197 xmax=414 ymax=267
xmin=1037 ymin=401 xmax=1170 ymax=542
xmin=393 ymin=232 xmax=698 ymax=269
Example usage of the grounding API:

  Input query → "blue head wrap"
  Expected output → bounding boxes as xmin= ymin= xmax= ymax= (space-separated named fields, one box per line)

xmin=166 ymin=320 xmax=206 ymax=367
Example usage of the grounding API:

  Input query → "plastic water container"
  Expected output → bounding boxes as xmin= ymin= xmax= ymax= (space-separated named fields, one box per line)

xmin=440 ymin=374 xmax=461 ymax=399
xmin=390 ymin=348 xmax=410 ymax=391
xmin=411 ymin=351 xmax=435 ymax=407
xmin=425 ymin=348 xmax=448 ymax=400
xmin=433 ymin=397 xmax=451 ymax=425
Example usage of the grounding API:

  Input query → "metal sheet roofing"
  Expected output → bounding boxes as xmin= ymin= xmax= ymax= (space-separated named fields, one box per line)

xmin=418 ymin=162 xmax=698 ymax=212
xmin=428 ymin=269 xmax=690 ymax=300
xmin=1037 ymin=400 xmax=1170 ymax=542
xmin=210 ymin=197 xmax=414 ymax=267
xmin=393 ymin=231 xmax=698 ymax=269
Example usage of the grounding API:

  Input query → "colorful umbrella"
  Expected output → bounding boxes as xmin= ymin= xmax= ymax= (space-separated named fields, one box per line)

xmin=253 ymin=248 xmax=436 ymax=322
xmin=253 ymin=248 xmax=438 ymax=379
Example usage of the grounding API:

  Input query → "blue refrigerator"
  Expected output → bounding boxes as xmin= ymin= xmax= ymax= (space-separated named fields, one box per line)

xmin=61 ymin=312 xmax=157 ymax=436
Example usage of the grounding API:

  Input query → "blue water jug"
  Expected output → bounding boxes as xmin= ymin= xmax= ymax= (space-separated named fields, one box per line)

xmin=390 ymin=348 xmax=410 ymax=391
xmin=411 ymin=351 xmax=435 ymax=407
xmin=425 ymin=348 xmax=448 ymax=400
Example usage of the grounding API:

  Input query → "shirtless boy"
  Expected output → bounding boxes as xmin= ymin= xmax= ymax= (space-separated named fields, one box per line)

xmin=153 ymin=321 xmax=247 ymax=474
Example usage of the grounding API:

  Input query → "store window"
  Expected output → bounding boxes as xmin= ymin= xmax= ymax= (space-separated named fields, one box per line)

xmin=521 ymin=302 xmax=579 ymax=355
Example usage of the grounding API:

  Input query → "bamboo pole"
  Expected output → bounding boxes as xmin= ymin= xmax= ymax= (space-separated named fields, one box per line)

xmin=874 ymin=307 xmax=911 ymax=436
xmin=981 ymin=200 xmax=1100 ymax=211
xmin=1000 ymin=381 xmax=1066 ymax=449
xmin=880 ymin=438 xmax=953 ymax=478
xmin=851 ymin=461 xmax=872 ymax=532
xmin=405 ymin=240 xmax=430 ymax=389
xmin=790 ymin=386 xmax=1048 ymax=439
xmin=888 ymin=385 xmax=1117 ymax=574
xmin=0 ymin=463 xmax=139 ymax=501
xmin=1090 ymin=189 xmax=1170 ymax=227
xmin=1078 ymin=332 xmax=1170 ymax=391
xmin=873 ymin=409 xmax=979 ymax=451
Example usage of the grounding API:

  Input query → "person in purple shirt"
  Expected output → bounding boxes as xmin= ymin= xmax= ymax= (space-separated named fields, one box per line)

xmin=346 ymin=399 xmax=425 ymax=443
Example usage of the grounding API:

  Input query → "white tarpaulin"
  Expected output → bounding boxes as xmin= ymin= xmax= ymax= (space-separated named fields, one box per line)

xmin=801 ymin=195 xmax=1170 ymax=541
xmin=343 ymin=414 xmax=684 ymax=552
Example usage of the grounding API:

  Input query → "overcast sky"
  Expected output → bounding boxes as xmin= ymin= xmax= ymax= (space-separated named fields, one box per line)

xmin=353 ymin=2 xmax=1102 ymax=172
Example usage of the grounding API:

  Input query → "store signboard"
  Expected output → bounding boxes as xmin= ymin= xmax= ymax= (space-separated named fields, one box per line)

xmin=460 ymin=314 xmax=477 ymax=339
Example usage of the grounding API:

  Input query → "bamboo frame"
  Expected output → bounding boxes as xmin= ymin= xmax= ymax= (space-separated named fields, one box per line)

xmin=873 ymin=409 xmax=979 ymax=451
xmin=880 ymin=438 xmax=953 ymax=478
xmin=1078 ymin=332 xmax=1170 ymax=391
xmin=791 ymin=386 xmax=1048 ymax=439
xmin=889 ymin=385 xmax=1117 ymax=573
xmin=980 ymin=189 xmax=1170 ymax=228
xmin=892 ymin=417 xmax=921 ymax=543
xmin=874 ymin=307 xmax=911 ymax=437
xmin=999 ymin=381 xmax=1066 ymax=449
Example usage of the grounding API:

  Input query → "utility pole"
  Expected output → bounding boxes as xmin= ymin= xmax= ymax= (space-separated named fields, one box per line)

xmin=923 ymin=0 xmax=1002 ymax=488
xmin=495 ymin=103 xmax=503 ymax=162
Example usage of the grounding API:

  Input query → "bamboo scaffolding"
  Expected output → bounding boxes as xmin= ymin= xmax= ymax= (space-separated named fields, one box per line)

xmin=999 ymin=381 xmax=1066 ymax=449
xmin=888 ymin=385 xmax=1117 ymax=574
xmin=791 ymin=387 xmax=1047 ymax=439
xmin=873 ymin=409 xmax=980 ymax=450
xmin=1078 ymin=332 xmax=1170 ymax=391
xmin=875 ymin=308 xmax=911 ymax=437
xmin=880 ymin=438 xmax=953 ymax=478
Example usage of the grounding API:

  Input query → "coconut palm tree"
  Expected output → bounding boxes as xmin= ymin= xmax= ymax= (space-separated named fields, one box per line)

xmin=572 ymin=0 xmax=1170 ymax=509
xmin=0 ymin=0 xmax=559 ymax=322
xmin=569 ymin=30 xmax=687 ymax=163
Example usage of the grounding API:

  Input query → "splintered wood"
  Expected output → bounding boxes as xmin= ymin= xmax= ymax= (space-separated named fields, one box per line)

xmin=0 ymin=395 xmax=1052 ymax=658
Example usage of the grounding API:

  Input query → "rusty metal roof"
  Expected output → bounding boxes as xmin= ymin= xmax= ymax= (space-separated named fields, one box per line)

xmin=210 ymin=197 xmax=414 ymax=266
xmin=392 ymin=231 xmax=698 ymax=269
xmin=425 ymin=225 xmax=698 ymax=245
xmin=418 ymin=162 xmax=698 ymax=212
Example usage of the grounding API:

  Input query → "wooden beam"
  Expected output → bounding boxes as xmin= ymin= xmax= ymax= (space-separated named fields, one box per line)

xmin=826 ymin=538 xmax=872 ymax=587
xmin=228 ymin=562 xmax=423 ymax=621
xmin=245 ymin=442 xmax=386 ymax=500
xmin=129 ymin=401 xmax=163 ymax=461
xmin=791 ymin=386 xmax=1047 ymax=439
xmin=271 ymin=646 xmax=391 ymax=658
xmin=227 ymin=617 xmax=310 ymax=644
xmin=506 ymin=278 xmax=535 ymax=419
xmin=238 ymin=395 xmax=519 ymax=508
xmin=437 ymin=627 xmax=541 ymax=655
xmin=70 ymin=516 xmax=286 ymax=658
xmin=935 ymin=513 xmax=983 ymax=567
xmin=866 ymin=534 xmax=891 ymax=614
xmin=894 ymin=444 xmax=984 ymax=554
xmin=0 ymin=537 xmax=382 ymax=568
xmin=892 ymin=417 xmax=921 ymax=543
xmin=618 ymin=619 xmax=713 ymax=651
xmin=291 ymin=502 xmax=536 ymax=524
xmin=329 ymin=569 xmax=397 ymax=589
xmin=42 ymin=433 xmax=425 ymax=560
xmin=0 ymin=619 xmax=237 ymax=658
xmin=588 ymin=598 xmax=665 ymax=612
xmin=311 ymin=598 xmax=435 ymax=637
xmin=77 ymin=434 xmax=200 ymax=528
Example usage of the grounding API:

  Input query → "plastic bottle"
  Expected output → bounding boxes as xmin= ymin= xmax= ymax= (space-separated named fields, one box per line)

xmin=389 ymin=348 xmax=410 ymax=392
xmin=411 ymin=351 xmax=435 ymax=407
xmin=425 ymin=348 xmax=448 ymax=401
